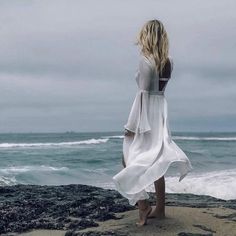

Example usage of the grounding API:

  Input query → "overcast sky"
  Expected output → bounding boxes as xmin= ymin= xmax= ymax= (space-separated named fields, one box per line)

xmin=0 ymin=0 xmax=235 ymax=133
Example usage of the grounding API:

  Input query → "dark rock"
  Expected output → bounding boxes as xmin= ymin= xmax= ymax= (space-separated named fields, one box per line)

xmin=0 ymin=184 xmax=134 ymax=234
xmin=0 ymin=184 xmax=235 ymax=235
xmin=65 ymin=230 xmax=77 ymax=236
xmin=192 ymin=224 xmax=216 ymax=233
xmin=213 ymin=212 xmax=236 ymax=221
xmin=76 ymin=230 xmax=128 ymax=236
xmin=68 ymin=219 xmax=98 ymax=230
xmin=178 ymin=233 xmax=213 ymax=236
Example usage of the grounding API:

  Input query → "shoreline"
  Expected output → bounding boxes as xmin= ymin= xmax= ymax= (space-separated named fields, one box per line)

xmin=0 ymin=184 xmax=235 ymax=235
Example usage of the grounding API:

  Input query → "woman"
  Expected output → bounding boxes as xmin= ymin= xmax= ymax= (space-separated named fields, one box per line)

xmin=112 ymin=19 xmax=193 ymax=226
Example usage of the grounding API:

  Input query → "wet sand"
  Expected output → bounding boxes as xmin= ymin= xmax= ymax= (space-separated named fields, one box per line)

xmin=20 ymin=206 xmax=236 ymax=236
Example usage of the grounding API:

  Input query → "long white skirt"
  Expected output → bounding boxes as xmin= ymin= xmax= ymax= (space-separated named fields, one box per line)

xmin=112 ymin=91 xmax=194 ymax=206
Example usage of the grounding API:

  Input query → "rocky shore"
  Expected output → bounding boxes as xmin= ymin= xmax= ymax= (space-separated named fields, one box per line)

xmin=0 ymin=184 xmax=235 ymax=236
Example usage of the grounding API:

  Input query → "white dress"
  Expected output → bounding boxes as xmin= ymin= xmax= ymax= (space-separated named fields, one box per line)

xmin=112 ymin=54 xmax=194 ymax=206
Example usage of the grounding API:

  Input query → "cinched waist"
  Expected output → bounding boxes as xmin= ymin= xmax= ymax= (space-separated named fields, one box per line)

xmin=139 ymin=89 xmax=164 ymax=96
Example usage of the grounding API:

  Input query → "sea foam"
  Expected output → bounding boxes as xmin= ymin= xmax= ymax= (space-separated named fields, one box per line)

xmin=0 ymin=165 xmax=69 ymax=174
xmin=0 ymin=138 xmax=109 ymax=148
xmin=102 ymin=135 xmax=236 ymax=141
xmin=144 ymin=168 xmax=236 ymax=200
xmin=173 ymin=136 xmax=236 ymax=141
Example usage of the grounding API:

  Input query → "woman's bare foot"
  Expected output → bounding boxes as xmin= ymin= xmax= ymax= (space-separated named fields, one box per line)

xmin=135 ymin=205 xmax=152 ymax=227
xmin=147 ymin=206 xmax=165 ymax=219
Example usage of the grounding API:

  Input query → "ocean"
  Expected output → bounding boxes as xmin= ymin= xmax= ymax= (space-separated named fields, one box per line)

xmin=0 ymin=131 xmax=235 ymax=200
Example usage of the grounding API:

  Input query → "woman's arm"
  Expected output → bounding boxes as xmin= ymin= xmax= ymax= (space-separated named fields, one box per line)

xmin=137 ymin=56 xmax=153 ymax=91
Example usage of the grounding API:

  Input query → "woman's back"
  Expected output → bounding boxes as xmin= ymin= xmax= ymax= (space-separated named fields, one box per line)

xmin=135 ymin=55 xmax=174 ymax=95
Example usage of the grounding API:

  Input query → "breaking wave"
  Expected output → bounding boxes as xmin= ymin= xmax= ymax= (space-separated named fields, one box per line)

xmin=0 ymin=138 xmax=109 ymax=148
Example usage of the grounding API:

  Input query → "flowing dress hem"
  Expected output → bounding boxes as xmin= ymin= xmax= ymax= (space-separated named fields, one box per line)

xmin=112 ymin=159 xmax=193 ymax=206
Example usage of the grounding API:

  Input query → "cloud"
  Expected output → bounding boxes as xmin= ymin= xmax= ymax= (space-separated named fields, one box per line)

xmin=0 ymin=0 xmax=235 ymax=132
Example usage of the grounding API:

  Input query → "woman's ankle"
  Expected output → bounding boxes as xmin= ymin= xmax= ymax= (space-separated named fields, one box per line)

xmin=138 ymin=200 xmax=150 ymax=210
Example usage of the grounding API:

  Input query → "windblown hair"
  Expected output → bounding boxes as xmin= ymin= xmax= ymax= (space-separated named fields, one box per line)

xmin=135 ymin=19 xmax=169 ymax=75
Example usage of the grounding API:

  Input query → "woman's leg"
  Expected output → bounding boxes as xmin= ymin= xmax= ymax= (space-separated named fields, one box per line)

xmin=136 ymin=199 xmax=152 ymax=226
xmin=148 ymin=175 xmax=166 ymax=218
xmin=123 ymin=129 xmax=152 ymax=226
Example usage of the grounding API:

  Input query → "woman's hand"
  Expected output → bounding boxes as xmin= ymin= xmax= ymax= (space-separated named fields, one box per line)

xmin=124 ymin=129 xmax=135 ymax=137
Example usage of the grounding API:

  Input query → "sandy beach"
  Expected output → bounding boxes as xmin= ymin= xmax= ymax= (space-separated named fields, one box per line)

xmin=0 ymin=184 xmax=235 ymax=236
xmin=19 ymin=206 xmax=236 ymax=236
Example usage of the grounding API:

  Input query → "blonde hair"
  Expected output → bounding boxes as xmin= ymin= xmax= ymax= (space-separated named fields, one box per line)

xmin=135 ymin=19 xmax=169 ymax=75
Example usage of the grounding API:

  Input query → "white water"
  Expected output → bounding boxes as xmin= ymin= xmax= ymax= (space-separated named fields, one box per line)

xmin=173 ymin=136 xmax=236 ymax=141
xmin=0 ymin=165 xmax=69 ymax=174
xmin=0 ymin=138 xmax=109 ymax=148
xmin=1 ymin=135 xmax=235 ymax=149
xmin=143 ymin=168 xmax=236 ymax=200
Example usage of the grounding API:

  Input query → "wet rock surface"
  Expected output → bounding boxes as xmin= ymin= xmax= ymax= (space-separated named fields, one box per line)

xmin=192 ymin=224 xmax=216 ymax=233
xmin=65 ymin=230 xmax=128 ymax=236
xmin=178 ymin=233 xmax=213 ymax=236
xmin=0 ymin=184 xmax=235 ymax=235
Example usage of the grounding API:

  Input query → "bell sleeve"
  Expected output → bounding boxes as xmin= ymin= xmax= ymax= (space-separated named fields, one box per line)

xmin=124 ymin=56 xmax=153 ymax=134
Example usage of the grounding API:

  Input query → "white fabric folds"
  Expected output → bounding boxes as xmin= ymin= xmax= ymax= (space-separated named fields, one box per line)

xmin=112 ymin=55 xmax=194 ymax=206
xmin=124 ymin=89 xmax=151 ymax=134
